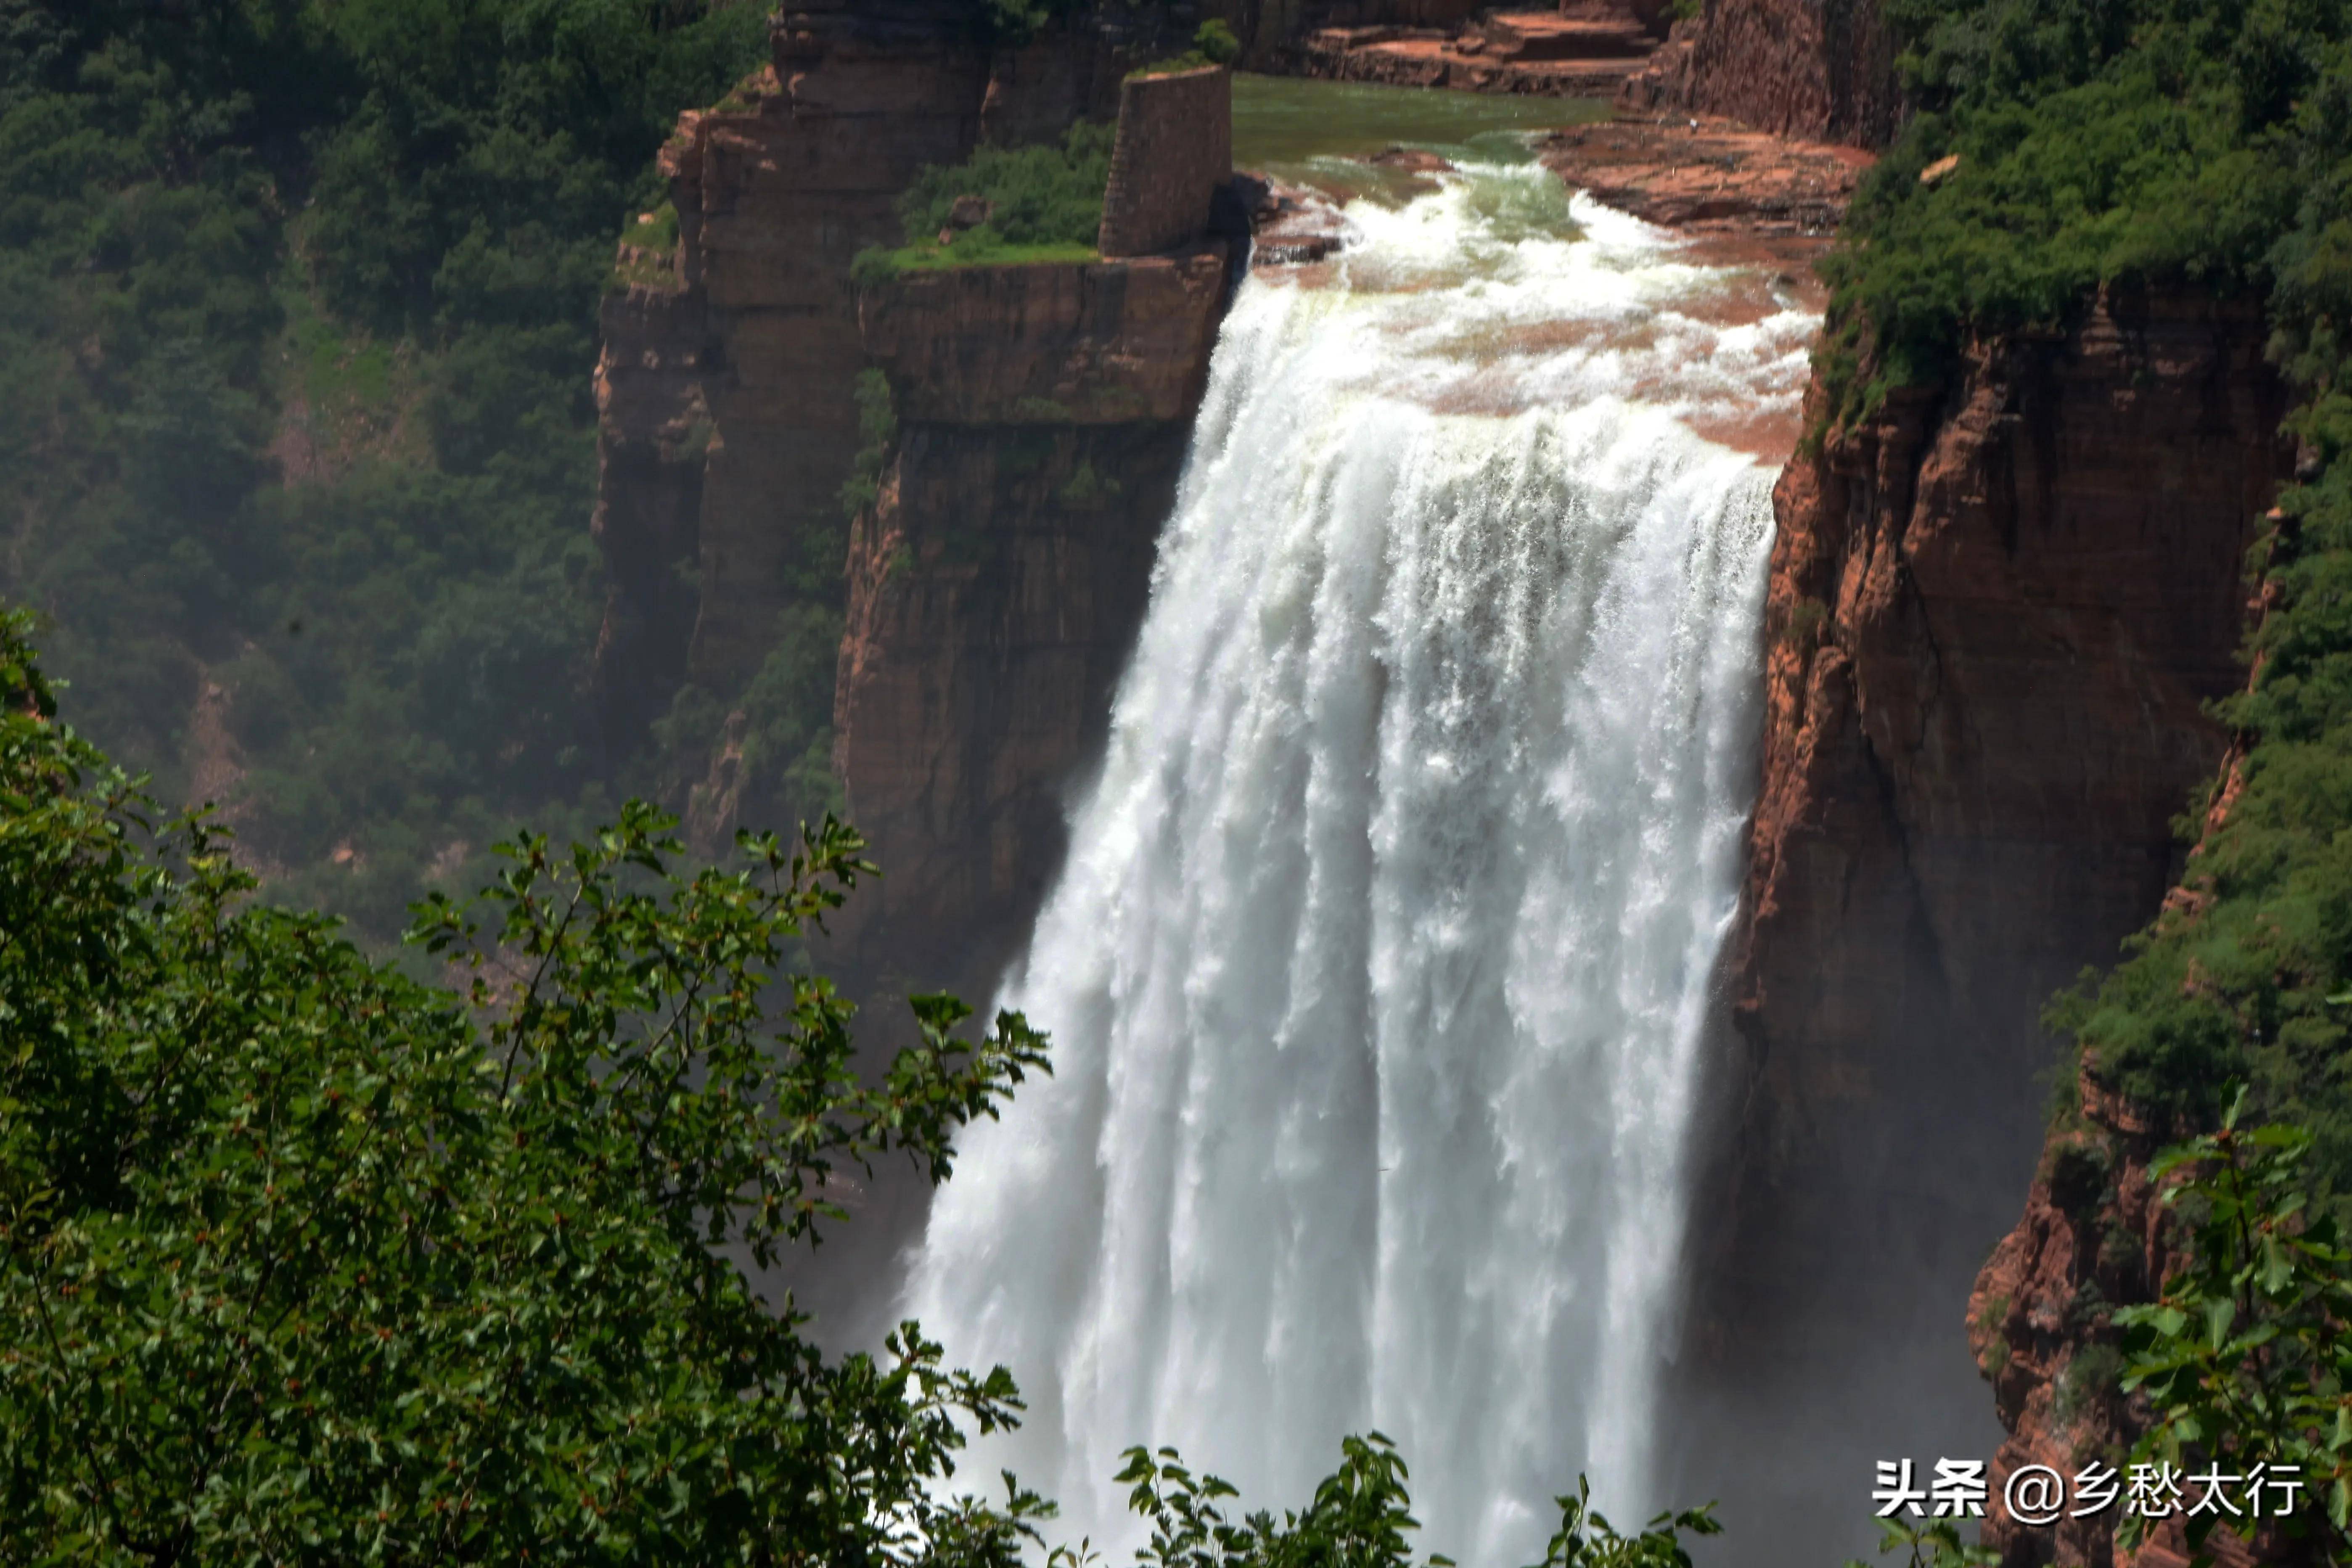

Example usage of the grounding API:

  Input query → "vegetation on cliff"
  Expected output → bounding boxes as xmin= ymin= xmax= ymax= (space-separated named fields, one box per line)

xmin=1131 ymin=19 xmax=1243 ymax=77
xmin=1819 ymin=0 xmax=2346 ymax=428
xmin=1 ymin=601 xmax=1729 ymax=1563
xmin=853 ymin=122 xmax=1115 ymax=283
xmin=0 ymin=0 xmax=769 ymax=944
xmin=1823 ymin=3 xmax=2352 ymax=1195
xmin=2112 ymin=1101 xmax=2352 ymax=1557
xmin=1820 ymin=8 xmax=2352 ymax=1555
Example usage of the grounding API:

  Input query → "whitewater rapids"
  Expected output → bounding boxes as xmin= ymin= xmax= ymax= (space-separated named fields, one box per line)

xmin=903 ymin=165 xmax=1818 ymax=1567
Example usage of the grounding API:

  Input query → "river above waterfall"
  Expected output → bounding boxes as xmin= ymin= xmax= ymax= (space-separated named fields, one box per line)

xmin=903 ymin=154 xmax=1820 ymax=1567
xmin=1232 ymin=74 xmax=1611 ymax=206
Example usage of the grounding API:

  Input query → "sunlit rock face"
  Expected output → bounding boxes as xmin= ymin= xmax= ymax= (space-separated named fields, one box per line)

xmin=1619 ymin=0 xmax=1905 ymax=150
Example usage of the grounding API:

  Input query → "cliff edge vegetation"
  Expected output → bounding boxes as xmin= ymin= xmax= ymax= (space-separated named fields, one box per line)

xmin=1820 ymin=0 xmax=2344 ymax=431
xmin=1820 ymin=0 xmax=2352 ymax=1187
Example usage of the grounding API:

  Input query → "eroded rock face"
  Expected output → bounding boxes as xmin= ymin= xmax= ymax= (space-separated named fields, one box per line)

xmin=831 ymin=247 xmax=1230 ymax=1010
xmin=1672 ymin=288 xmax=2289 ymax=1548
xmin=1619 ymin=0 xmax=1903 ymax=148
xmin=1293 ymin=4 xmax=1664 ymax=96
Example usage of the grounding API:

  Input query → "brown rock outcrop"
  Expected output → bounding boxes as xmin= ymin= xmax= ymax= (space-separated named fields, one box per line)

xmin=1618 ymin=0 xmax=1903 ymax=148
xmin=590 ymin=3 xmax=1169 ymax=753
xmin=1296 ymin=6 xmax=1663 ymax=96
xmin=1537 ymin=113 xmax=1869 ymax=238
xmin=1197 ymin=0 xmax=1484 ymax=69
xmin=1675 ymin=288 xmax=2290 ymax=1547
xmin=831 ymin=247 xmax=1230 ymax=1011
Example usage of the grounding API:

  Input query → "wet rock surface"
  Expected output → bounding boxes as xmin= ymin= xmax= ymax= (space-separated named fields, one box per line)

xmin=1537 ymin=113 xmax=1868 ymax=242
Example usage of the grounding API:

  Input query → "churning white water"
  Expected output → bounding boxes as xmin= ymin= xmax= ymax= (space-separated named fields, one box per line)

xmin=905 ymin=166 xmax=1819 ymax=1566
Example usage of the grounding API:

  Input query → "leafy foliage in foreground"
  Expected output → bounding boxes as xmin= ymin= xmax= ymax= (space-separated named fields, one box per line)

xmin=4 ymin=606 xmax=1722 ymax=1562
xmin=1845 ymin=1518 xmax=1997 ymax=1568
xmin=0 ymin=606 xmax=1060 ymax=1560
xmin=2116 ymin=1102 xmax=2352 ymax=1564
xmin=1114 ymin=1440 xmax=1719 ymax=1568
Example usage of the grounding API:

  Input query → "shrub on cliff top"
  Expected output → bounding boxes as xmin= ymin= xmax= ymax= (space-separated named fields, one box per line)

xmin=1819 ymin=0 xmax=2348 ymax=429
xmin=854 ymin=121 xmax=1114 ymax=282
xmin=1132 ymin=19 xmax=1242 ymax=76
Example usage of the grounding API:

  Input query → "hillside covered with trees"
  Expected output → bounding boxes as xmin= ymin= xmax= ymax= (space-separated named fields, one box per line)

xmin=0 ymin=0 xmax=773 ymax=941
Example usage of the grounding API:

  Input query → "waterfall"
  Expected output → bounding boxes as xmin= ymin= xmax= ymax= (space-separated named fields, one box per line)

xmin=903 ymin=168 xmax=1818 ymax=1567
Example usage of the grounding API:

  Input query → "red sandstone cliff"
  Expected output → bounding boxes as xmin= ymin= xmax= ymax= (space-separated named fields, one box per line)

xmin=591 ymin=2 xmax=1159 ymax=753
xmin=1620 ymin=0 xmax=1903 ymax=147
xmin=1681 ymin=288 xmax=2291 ymax=1541
xmin=762 ymin=248 xmax=1230 ymax=1342
xmin=1965 ymin=1066 xmax=2308 ymax=1568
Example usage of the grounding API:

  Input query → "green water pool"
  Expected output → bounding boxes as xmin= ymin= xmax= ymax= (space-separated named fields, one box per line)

xmin=1233 ymin=73 xmax=1611 ymax=204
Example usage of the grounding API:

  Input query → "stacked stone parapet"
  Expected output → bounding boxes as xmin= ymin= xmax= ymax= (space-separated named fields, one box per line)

xmin=1097 ymin=66 xmax=1232 ymax=259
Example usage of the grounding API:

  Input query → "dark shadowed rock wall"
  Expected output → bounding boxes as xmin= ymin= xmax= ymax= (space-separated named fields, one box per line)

xmin=593 ymin=2 xmax=1164 ymax=753
xmin=1670 ymin=288 xmax=2289 ymax=1559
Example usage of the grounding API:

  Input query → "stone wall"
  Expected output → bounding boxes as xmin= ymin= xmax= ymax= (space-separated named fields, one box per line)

xmin=1098 ymin=67 xmax=1233 ymax=259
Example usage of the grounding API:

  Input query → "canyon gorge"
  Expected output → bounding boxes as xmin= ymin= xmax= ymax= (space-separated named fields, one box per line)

xmin=590 ymin=4 xmax=2302 ymax=1565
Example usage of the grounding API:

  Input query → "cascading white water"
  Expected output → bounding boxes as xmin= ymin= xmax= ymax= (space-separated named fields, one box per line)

xmin=905 ymin=166 xmax=1819 ymax=1567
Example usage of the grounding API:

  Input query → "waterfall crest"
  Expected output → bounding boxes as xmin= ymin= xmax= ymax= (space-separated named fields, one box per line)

xmin=904 ymin=171 xmax=1817 ymax=1567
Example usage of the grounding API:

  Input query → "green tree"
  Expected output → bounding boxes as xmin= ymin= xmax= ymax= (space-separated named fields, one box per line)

xmin=0 ymin=0 xmax=775 ymax=946
xmin=2114 ymin=1097 xmax=2352 ymax=1565
xmin=1844 ymin=1518 xmax=1997 ymax=1568
xmin=1114 ymin=1439 xmax=1720 ymax=1568
xmin=0 ymin=604 xmax=1058 ymax=1561
xmin=1 ymin=598 xmax=1722 ymax=1563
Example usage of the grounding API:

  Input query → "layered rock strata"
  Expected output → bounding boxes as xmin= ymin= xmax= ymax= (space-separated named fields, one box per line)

xmin=1619 ymin=0 xmax=1902 ymax=148
xmin=1677 ymin=289 xmax=2290 ymax=1550
xmin=1295 ymin=4 xmax=1669 ymax=95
